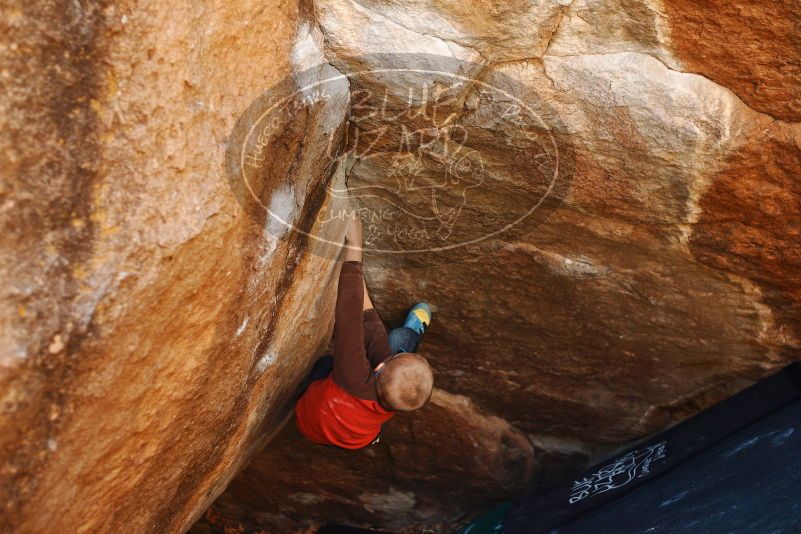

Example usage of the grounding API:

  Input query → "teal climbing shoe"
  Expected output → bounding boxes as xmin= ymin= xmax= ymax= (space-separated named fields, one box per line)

xmin=403 ymin=302 xmax=431 ymax=335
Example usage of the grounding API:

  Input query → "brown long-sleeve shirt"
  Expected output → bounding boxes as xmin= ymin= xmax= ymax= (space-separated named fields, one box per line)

xmin=332 ymin=261 xmax=393 ymax=401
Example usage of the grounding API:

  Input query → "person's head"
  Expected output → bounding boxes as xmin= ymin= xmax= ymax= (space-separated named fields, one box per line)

xmin=375 ymin=353 xmax=434 ymax=412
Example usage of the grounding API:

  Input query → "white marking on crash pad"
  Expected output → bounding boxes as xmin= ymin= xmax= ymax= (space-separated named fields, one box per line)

xmin=659 ymin=490 xmax=688 ymax=508
xmin=770 ymin=427 xmax=794 ymax=446
xmin=724 ymin=436 xmax=760 ymax=458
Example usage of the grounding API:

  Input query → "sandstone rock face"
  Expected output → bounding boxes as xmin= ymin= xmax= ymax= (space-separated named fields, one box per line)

xmin=3 ymin=0 xmax=800 ymax=533
xmin=200 ymin=0 xmax=801 ymax=531
xmin=198 ymin=390 xmax=535 ymax=532
xmin=1 ymin=1 xmax=348 ymax=532
xmin=662 ymin=0 xmax=801 ymax=122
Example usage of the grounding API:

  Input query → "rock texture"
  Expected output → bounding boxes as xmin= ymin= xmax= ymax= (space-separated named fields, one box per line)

xmin=1 ymin=1 xmax=348 ymax=532
xmin=662 ymin=0 xmax=801 ymax=122
xmin=3 ymin=0 xmax=801 ymax=533
xmin=196 ymin=390 xmax=535 ymax=532
xmin=200 ymin=0 xmax=801 ymax=531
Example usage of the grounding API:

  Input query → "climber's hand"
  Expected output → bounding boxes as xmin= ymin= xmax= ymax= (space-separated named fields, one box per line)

xmin=344 ymin=214 xmax=363 ymax=245
xmin=343 ymin=213 xmax=363 ymax=263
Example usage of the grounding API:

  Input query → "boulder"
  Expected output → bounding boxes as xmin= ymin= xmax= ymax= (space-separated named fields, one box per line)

xmin=197 ymin=390 xmax=535 ymax=532
xmin=201 ymin=0 xmax=800 ymax=530
xmin=1 ymin=1 xmax=348 ymax=531
xmin=2 ymin=0 xmax=800 ymax=532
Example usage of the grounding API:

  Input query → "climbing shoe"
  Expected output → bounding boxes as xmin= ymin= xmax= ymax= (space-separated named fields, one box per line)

xmin=403 ymin=302 xmax=431 ymax=335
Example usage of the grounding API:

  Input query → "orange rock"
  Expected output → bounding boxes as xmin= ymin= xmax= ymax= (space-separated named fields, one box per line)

xmin=663 ymin=0 xmax=801 ymax=121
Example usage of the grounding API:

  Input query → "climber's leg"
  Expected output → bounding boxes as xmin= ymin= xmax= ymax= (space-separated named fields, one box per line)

xmin=308 ymin=354 xmax=334 ymax=382
xmin=297 ymin=355 xmax=334 ymax=398
xmin=404 ymin=302 xmax=431 ymax=334
xmin=388 ymin=302 xmax=431 ymax=354
xmin=388 ymin=327 xmax=421 ymax=354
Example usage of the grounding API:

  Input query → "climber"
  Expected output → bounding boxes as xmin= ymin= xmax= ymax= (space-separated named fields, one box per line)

xmin=294 ymin=215 xmax=434 ymax=449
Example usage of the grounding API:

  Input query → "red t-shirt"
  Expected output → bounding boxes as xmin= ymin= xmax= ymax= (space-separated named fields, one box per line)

xmin=295 ymin=375 xmax=394 ymax=449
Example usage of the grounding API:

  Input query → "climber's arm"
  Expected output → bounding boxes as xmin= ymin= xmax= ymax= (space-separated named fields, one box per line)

xmin=344 ymin=216 xmax=374 ymax=311
xmin=363 ymin=307 xmax=392 ymax=368
xmin=332 ymin=217 xmax=374 ymax=395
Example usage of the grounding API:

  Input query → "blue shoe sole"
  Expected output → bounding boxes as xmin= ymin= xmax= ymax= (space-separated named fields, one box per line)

xmin=403 ymin=302 xmax=431 ymax=334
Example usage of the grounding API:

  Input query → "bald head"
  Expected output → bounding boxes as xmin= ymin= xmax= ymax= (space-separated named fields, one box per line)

xmin=376 ymin=353 xmax=434 ymax=412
